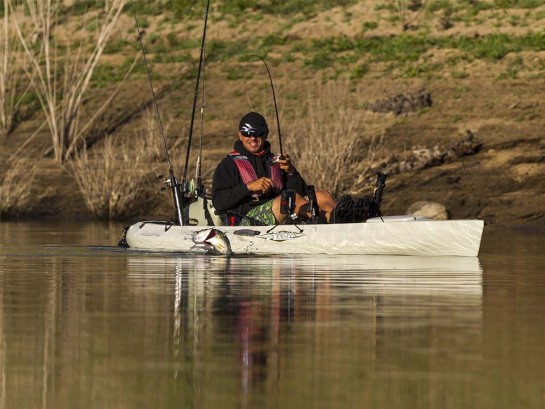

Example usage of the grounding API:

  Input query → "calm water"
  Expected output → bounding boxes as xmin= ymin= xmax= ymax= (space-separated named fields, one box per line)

xmin=0 ymin=221 xmax=544 ymax=409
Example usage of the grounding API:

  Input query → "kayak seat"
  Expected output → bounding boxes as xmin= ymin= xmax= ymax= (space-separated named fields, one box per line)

xmin=331 ymin=195 xmax=358 ymax=223
xmin=331 ymin=195 xmax=378 ymax=224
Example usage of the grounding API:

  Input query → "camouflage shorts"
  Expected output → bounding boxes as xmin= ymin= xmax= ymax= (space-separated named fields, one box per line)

xmin=241 ymin=199 xmax=277 ymax=226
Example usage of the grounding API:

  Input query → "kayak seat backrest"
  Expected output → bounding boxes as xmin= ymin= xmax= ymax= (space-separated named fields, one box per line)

xmin=184 ymin=197 xmax=224 ymax=226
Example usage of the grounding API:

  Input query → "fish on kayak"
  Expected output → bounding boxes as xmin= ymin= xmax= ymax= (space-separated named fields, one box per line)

xmin=192 ymin=228 xmax=232 ymax=255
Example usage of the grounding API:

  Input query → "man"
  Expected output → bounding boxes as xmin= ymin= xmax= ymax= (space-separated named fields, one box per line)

xmin=212 ymin=111 xmax=338 ymax=225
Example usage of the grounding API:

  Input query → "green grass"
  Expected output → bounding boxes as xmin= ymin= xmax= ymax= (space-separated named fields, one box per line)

xmin=362 ymin=21 xmax=379 ymax=31
xmin=450 ymin=32 xmax=545 ymax=59
xmin=14 ymin=0 xmax=545 ymax=100
xmin=207 ymin=39 xmax=246 ymax=62
xmin=104 ymin=39 xmax=131 ymax=54
xmin=494 ymin=0 xmax=542 ymax=9
xmin=296 ymin=32 xmax=545 ymax=74
xmin=224 ymin=65 xmax=251 ymax=80
xmin=92 ymin=60 xmax=139 ymax=86
xmin=402 ymin=61 xmax=444 ymax=78
xmin=426 ymin=0 xmax=453 ymax=13
xmin=125 ymin=0 xmax=359 ymax=20
xmin=125 ymin=0 xmax=168 ymax=17
xmin=66 ymin=0 xmax=106 ymax=16
xmin=350 ymin=63 xmax=370 ymax=79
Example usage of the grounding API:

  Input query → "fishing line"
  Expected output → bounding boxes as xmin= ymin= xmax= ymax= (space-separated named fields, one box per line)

xmin=129 ymin=0 xmax=184 ymax=225
xmin=182 ymin=0 xmax=211 ymax=194
xmin=253 ymin=55 xmax=284 ymax=157
xmin=129 ymin=0 xmax=171 ymax=171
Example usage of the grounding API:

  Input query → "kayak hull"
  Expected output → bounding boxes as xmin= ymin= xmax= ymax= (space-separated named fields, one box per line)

xmin=124 ymin=216 xmax=484 ymax=257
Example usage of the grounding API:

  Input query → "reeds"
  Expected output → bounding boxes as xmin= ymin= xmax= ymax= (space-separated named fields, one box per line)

xmin=0 ymin=157 xmax=37 ymax=218
xmin=0 ymin=0 xmax=31 ymax=134
xmin=68 ymin=112 xmax=165 ymax=220
xmin=284 ymin=82 xmax=385 ymax=197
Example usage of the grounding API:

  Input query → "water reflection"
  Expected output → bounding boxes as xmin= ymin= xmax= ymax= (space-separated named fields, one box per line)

xmin=3 ymin=222 xmax=544 ymax=408
xmin=123 ymin=254 xmax=483 ymax=408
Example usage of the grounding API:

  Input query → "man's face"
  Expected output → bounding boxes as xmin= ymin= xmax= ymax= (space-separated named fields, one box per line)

xmin=239 ymin=131 xmax=266 ymax=154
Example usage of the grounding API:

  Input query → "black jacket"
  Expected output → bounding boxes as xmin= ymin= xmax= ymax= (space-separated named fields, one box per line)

xmin=212 ymin=140 xmax=307 ymax=215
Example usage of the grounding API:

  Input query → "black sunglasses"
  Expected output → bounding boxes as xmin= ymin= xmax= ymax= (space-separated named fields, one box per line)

xmin=240 ymin=129 xmax=268 ymax=138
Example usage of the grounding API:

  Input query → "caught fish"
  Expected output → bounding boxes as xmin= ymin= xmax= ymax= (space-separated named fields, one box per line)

xmin=192 ymin=228 xmax=232 ymax=255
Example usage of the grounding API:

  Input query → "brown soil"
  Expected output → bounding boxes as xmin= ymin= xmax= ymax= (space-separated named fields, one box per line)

xmin=2 ymin=3 xmax=545 ymax=228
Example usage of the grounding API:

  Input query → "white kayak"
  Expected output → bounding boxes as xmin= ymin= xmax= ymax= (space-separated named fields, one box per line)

xmin=123 ymin=215 xmax=484 ymax=257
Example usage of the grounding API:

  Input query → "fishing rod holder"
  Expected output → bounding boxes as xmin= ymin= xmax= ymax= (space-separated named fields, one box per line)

xmin=372 ymin=172 xmax=387 ymax=206
xmin=194 ymin=184 xmax=206 ymax=197
xmin=180 ymin=180 xmax=191 ymax=196
xmin=306 ymin=185 xmax=320 ymax=223
xmin=280 ymin=189 xmax=300 ymax=222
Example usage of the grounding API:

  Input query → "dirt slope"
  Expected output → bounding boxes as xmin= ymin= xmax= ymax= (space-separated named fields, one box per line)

xmin=1 ymin=2 xmax=544 ymax=228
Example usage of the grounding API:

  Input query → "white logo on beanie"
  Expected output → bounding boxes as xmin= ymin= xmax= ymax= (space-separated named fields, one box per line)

xmin=241 ymin=123 xmax=255 ymax=132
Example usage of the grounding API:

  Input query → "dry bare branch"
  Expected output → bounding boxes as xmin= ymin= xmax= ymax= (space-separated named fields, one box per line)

xmin=0 ymin=157 xmax=38 ymax=217
xmin=0 ymin=0 xmax=33 ymax=133
xmin=68 ymin=122 xmax=165 ymax=220
xmin=65 ymin=52 xmax=140 ymax=158
xmin=10 ymin=0 xmax=127 ymax=163
xmin=284 ymin=81 xmax=381 ymax=197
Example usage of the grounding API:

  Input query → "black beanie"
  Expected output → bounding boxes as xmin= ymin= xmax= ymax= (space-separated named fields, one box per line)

xmin=239 ymin=112 xmax=269 ymax=136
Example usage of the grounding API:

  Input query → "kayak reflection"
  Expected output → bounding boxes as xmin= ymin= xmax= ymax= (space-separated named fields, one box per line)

xmin=125 ymin=254 xmax=483 ymax=406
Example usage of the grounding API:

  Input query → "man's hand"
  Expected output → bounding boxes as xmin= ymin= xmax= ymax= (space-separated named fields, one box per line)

xmin=247 ymin=177 xmax=273 ymax=194
xmin=276 ymin=154 xmax=296 ymax=176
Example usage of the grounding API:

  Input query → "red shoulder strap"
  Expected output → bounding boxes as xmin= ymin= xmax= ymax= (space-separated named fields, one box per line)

xmin=229 ymin=151 xmax=258 ymax=185
xmin=229 ymin=151 xmax=283 ymax=196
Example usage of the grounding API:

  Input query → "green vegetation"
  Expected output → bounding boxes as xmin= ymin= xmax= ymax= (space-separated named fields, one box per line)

xmin=67 ymin=0 xmax=106 ymax=16
xmin=92 ymin=63 xmax=129 ymax=87
xmin=289 ymin=31 xmax=545 ymax=75
xmin=494 ymin=0 xmax=542 ymax=9
xmin=100 ymin=0 xmax=545 ymax=80
xmin=362 ymin=21 xmax=378 ymax=31
xmin=4 ymin=0 xmax=544 ymax=219
xmin=126 ymin=0 xmax=359 ymax=20
xmin=6 ymin=1 xmax=545 ymax=106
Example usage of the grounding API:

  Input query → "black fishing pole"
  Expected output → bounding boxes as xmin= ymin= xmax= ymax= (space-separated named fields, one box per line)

xmin=195 ymin=49 xmax=206 ymax=197
xmin=254 ymin=55 xmax=323 ymax=220
xmin=181 ymin=0 xmax=211 ymax=201
xmin=130 ymin=0 xmax=184 ymax=225
xmin=254 ymin=55 xmax=284 ymax=157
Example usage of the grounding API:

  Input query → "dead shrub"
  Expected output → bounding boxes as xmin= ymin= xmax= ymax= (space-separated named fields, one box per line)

xmin=68 ymin=132 xmax=162 ymax=220
xmin=0 ymin=157 xmax=37 ymax=218
xmin=11 ymin=0 xmax=127 ymax=163
xmin=284 ymin=81 xmax=384 ymax=197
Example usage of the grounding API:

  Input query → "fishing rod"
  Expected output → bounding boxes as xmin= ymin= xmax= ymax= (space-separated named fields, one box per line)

xmin=254 ymin=55 xmax=284 ymax=157
xmin=130 ymin=0 xmax=184 ymax=225
xmin=195 ymin=49 xmax=206 ymax=197
xmin=181 ymin=0 xmax=211 ymax=202
xmin=254 ymin=55 xmax=322 ymax=220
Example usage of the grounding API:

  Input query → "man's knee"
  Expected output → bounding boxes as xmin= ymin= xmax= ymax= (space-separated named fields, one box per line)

xmin=315 ymin=189 xmax=336 ymax=210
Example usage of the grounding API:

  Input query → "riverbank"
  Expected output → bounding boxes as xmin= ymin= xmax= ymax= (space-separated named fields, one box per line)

xmin=1 ymin=2 xmax=544 ymax=227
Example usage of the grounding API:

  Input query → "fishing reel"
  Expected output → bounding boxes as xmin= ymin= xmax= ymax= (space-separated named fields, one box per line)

xmin=271 ymin=154 xmax=283 ymax=165
xmin=157 ymin=174 xmax=176 ymax=191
